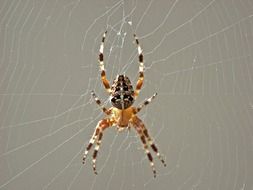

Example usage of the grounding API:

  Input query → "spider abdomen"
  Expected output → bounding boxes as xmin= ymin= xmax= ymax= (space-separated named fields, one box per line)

xmin=111 ymin=74 xmax=134 ymax=109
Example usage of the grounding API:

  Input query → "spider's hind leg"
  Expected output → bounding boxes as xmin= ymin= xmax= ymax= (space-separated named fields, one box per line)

xmin=131 ymin=116 xmax=156 ymax=177
xmin=143 ymin=128 xmax=166 ymax=167
xmin=131 ymin=116 xmax=166 ymax=177
xmin=82 ymin=119 xmax=111 ymax=174
xmin=92 ymin=131 xmax=103 ymax=174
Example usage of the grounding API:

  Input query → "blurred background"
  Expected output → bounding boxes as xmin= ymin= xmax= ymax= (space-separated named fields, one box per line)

xmin=0 ymin=0 xmax=253 ymax=189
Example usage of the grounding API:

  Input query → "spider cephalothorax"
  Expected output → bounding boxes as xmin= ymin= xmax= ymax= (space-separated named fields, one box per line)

xmin=111 ymin=74 xmax=134 ymax=109
xmin=82 ymin=31 xmax=166 ymax=178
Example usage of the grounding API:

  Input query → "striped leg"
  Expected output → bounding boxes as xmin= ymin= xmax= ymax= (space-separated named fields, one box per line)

xmin=92 ymin=132 xmax=103 ymax=174
xmin=82 ymin=119 xmax=111 ymax=174
xmin=136 ymin=93 xmax=157 ymax=113
xmin=133 ymin=34 xmax=144 ymax=98
xmin=91 ymin=91 xmax=111 ymax=115
xmin=99 ymin=31 xmax=111 ymax=94
xmin=140 ymin=134 xmax=156 ymax=177
xmin=143 ymin=128 xmax=166 ymax=167
xmin=82 ymin=126 xmax=100 ymax=165
xmin=131 ymin=116 xmax=156 ymax=177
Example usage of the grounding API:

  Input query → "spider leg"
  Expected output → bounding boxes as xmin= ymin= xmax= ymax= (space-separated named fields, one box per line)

xmin=92 ymin=131 xmax=103 ymax=174
xmin=91 ymin=90 xmax=111 ymax=115
xmin=140 ymin=133 xmax=157 ymax=177
xmin=135 ymin=93 xmax=157 ymax=113
xmin=133 ymin=34 xmax=144 ymax=99
xmin=143 ymin=128 xmax=166 ymax=167
xmin=82 ymin=119 xmax=111 ymax=174
xmin=131 ymin=116 xmax=156 ymax=177
xmin=99 ymin=31 xmax=111 ymax=94
xmin=131 ymin=116 xmax=166 ymax=177
xmin=82 ymin=127 xmax=99 ymax=164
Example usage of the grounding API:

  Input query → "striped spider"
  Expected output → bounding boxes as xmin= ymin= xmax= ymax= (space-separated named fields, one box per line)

xmin=82 ymin=31 xmax=166 ymax=177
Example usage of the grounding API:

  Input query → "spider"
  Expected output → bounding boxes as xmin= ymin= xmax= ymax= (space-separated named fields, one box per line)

xmin=82 ymin=31 xmax=166 ymax=177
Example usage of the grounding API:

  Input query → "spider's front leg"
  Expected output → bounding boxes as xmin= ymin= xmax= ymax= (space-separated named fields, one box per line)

xmin=99 ymin=31 xmax=111 ymax=94
xmin=82 ymin=118 xmax=112 ymax=174
xmin=133 ymin=34 xmax=144 ymax=99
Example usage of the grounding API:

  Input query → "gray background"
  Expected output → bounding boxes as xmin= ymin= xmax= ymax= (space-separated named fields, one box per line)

xmin=1 ymin=0 xmax=253 ymax=189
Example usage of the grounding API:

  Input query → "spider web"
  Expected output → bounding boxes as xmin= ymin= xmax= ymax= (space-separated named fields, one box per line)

xmin=1 ymin=0 xmax=253 ymax=189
